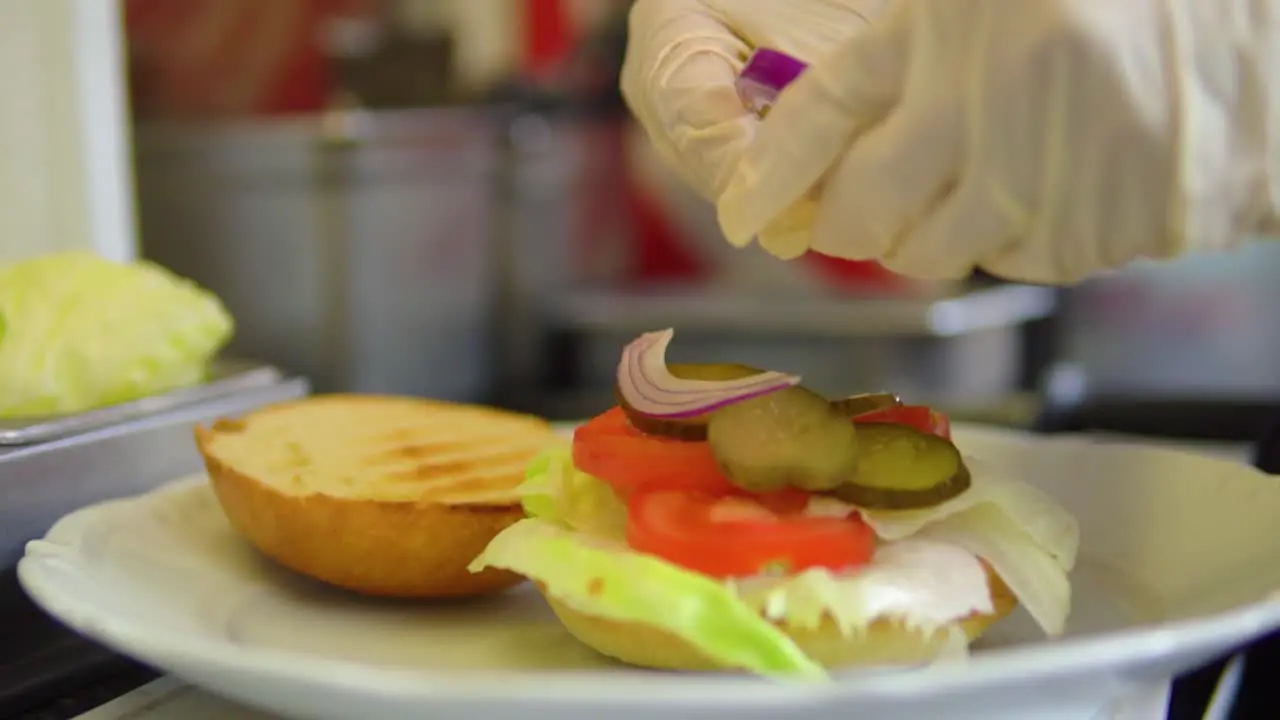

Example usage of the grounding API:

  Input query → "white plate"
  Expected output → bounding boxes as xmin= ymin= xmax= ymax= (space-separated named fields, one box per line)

xmin=18 ymin=425 xmax=1280 ymax=720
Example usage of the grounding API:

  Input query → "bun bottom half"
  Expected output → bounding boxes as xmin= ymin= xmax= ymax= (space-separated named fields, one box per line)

xmin=537 ymin=570 xmax=1016 ymax=671
xmin=202 ymin=452 xmax=527 ymax=598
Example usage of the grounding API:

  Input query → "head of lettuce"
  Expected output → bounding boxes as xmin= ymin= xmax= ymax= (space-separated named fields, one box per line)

xmin=0 ymin=252 xmax=233 ymax=418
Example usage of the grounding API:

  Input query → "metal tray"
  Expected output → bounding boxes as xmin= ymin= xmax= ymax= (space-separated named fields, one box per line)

xmin=0 ymin=359 xmax=285 ymax=447
xmin=547 ymin=284 xmax=1058 ymax=338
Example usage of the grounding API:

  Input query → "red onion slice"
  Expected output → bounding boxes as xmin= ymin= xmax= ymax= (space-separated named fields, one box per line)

xmin=736 ymin=48 xmax=809 ymax=116
xmin=616 ymin=329 xmax=801 ymax=419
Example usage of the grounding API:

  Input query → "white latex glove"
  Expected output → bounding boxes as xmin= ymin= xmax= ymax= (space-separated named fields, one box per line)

xmin=717 ymin=0 xmax=1280 ymax=284
xmin=620 ymin=0 xmax=889 ymax=202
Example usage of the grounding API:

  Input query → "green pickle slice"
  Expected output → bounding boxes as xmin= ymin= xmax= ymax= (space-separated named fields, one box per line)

xmin=617 ymin=363 xmax=768 ymax=441
xmin=829 ymin=392 xmax=902 ymax=418
xmin=707 ymin=386 xmax=859 ymax=493
xmin=830 ymin=422 xmax=970 ymax=509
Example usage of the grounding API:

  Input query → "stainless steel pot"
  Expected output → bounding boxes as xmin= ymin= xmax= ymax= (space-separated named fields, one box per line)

xmin=135 ymin=108 xmax=501 ymax=400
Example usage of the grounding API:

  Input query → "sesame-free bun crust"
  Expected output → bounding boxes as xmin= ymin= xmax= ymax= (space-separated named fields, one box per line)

xmin=537 ymin=568 xmax=1017 ymax=671
xmin=195 ymin=394 xmax=555 ymax=598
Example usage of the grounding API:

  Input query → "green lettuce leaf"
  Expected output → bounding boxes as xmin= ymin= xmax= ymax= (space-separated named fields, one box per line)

xmin=0 ymin=252 xmax=234 ymax=417
xmin=517 ymin=443 xmax=627 ymax=539
xmin=506 ymin=447 xmax=823 ymax=677
xmin=470 ymin=518 xmax=826 ymax=679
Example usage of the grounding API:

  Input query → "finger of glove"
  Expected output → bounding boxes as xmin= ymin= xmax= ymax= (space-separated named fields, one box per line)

xmin=621 ymin=0 xmax=755 ymax=200
xmin=624 ymin=0 xmax=892 ymax=201
xmin=886 ymin=177 xmax=1017 ymax=280
xmin=717 ymin=4 xmax=912 ymax=247
xmin=809 ymin=97 xmax=960 ymax=264
xmin=758 ymin=200 xmax=820 ymax=259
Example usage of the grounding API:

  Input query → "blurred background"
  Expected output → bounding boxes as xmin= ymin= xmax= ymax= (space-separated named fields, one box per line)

xmin=7 ymin=0 xmax=1280 ymax=435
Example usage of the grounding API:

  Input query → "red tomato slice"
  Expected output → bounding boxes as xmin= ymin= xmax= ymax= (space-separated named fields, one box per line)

xmin=573 ymin=407 xmax=738 ymax=495
xmin=572 ymin=408 xmax=822 ymax=504
xmin=626 ymin=490 xmax=876 ymax=578
xmin=854 ymin=405 xmax=951 ymax=438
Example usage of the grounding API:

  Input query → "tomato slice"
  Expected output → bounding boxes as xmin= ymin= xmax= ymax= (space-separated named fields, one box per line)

xmin=626 ymin=490 xmax=876 ymax=578
xmin=573 ymin=407 xmax=738 ymax=495
xmin=854 ymin=405 xmax=951 ymax=438
xmin=573 ymin=408 xmax=824 ymax=505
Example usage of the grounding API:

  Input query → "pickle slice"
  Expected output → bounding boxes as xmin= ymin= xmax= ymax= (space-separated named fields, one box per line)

xmin=829 ymin=423 xmax=970 ymax=510
xmin=829 ymin=392 xmax=902 ymax=418
xmin=617 ymin=363 xmax=767 ymax=440
xmin=668 ymin=363 xmax=764 ymax=381
xmin=707 ymin=386 xmax=859 ymax=493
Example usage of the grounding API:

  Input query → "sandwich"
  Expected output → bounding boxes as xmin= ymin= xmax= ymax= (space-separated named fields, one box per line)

xmin=470 ymin=329 xmax=1079 ymax=679
xmin=195 ymin=394 xmax=556 ymax=598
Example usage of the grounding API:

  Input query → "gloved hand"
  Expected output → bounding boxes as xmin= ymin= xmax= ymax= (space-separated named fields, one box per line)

xmin=715 ymin=0 xmax=1280 ymax=284
xmin=620 ymin=0 xmax=889 ymax=203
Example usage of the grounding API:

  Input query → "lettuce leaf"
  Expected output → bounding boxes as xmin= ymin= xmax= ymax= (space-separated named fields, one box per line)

xmin=518 ymin=442 xmax=628 ymax=538
xmin=0 ymin=253 xmax=234 ymax=417
xmin=512 ymin=440 xmax=627 ymax=535
xmin=469 ymin=518 xmax=827 ymax=679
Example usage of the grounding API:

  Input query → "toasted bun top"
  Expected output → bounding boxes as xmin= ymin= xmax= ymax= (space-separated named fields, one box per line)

xmin=194 ymin=394 xmax=555 ymax=506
